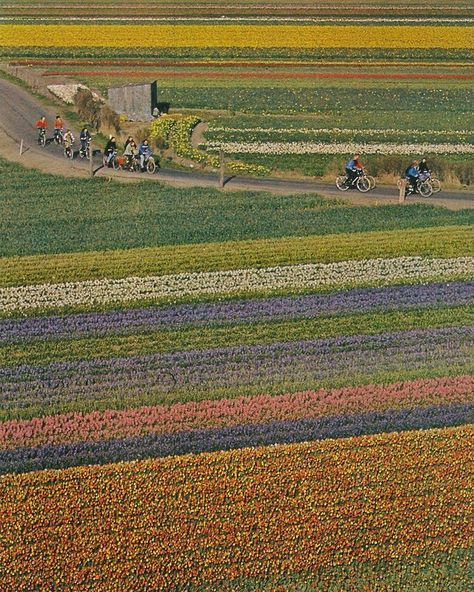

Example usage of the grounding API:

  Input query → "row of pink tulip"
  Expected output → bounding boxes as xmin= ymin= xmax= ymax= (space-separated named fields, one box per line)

xmin=1 ymin=374 xmax=472 ymax=450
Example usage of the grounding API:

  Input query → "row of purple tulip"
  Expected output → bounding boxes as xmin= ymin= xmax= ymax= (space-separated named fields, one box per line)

xmin=1 ymin=280 xmax=472 ymax=344
xmin=0 ymin=402 xmax=470 ymax=474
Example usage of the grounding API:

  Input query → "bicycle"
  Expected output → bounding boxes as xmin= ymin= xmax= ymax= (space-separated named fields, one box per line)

xmin=336 ymin=170 xmax=371 ymax=193
xmin=405 ymin=178 xmax=433 ymax=198
xmin=79 ymin=140 xmax=91 ymax=159
xmin=420 ymin=172 xmax=441 ymax=193
xmin=63 ymin=144 xmax=74 ymax=159
xmin=37 ymin=128 xmax=46 ymax=147
xmin=103 ymin=150 xmax=120 ymax=169
xmin=53 ymin=129 xmax=64 ymax=146
xmin=365 ymin=175 xmax=376 ymax=190
xmin=119 ymin=155 xmax=141 ymax=172
xmin=144 ymin=156 xmax=157 ymax=174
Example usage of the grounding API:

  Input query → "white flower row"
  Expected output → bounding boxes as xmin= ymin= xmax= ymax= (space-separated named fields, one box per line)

xmin=47 ymin=84 xmax=102 ymax=105
xmin=209 ymin=127 xmax=471 ymax=137
xmin=1 ymin=257 xmax=473 ymax=313
xmin=205 ymin=141 xmax=474 ymax=155
xmin=2 ymin=17 xmax=473 ymax=23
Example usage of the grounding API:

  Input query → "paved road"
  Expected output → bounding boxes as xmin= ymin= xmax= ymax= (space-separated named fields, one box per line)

xmin=1 ymin=77 xmax=473 ymax=206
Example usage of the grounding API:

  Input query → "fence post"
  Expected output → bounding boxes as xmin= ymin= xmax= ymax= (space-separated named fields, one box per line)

xmin=89 ymin=143 xmax=94 ymax=178
xmin=19 ymin=139 xmax=24 ymax=156
xmin=219 ymin=149 xmax=225 ymax=189
xmin=398 ymin=178 xmax=406 ymax=203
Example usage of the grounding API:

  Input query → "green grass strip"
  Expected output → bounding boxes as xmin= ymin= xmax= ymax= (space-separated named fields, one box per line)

xmin=1 ymin=157 xmax=473 ymax=258
xmin=1 ymin=305 xmax=471 ymax=368
xmin=1 ymin=225 xmax=472 ymax=288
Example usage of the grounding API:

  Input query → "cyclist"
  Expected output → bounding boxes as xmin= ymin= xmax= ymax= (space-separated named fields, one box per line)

xmin=124 ymin=136 xmax=134 ymax=151
xmin=123 ymin=140 xmax=139 ymax=168
xmin=345 ymin=153 xmax=362 ymax=188
xmin=418 ymin=157 xmax=431 ymax=181
xmin=36 ymin=116 xmax=47 ymax=144
xmin=79 ymin=127 xmax=91 ymax=157
xmin=63 ymin=129 xmax=75 ymax=157
xmin=104 ymin=136 xmax=118 ymax=167
xmin=405 ymin=160 xmax=419 ymax=195
xmin=53 ymin=115 xmax=64 ymax=143
xmin=138 ymin=139 xmax=153 ymax=171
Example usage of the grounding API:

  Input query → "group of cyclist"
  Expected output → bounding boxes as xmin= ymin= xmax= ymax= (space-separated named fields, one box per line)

xmin=36 ymin=115 xmax=91 ymax=157
xmin=35 ymin=115 xmax=153 ymax=171
xmin=404 ymin=158 xmax=432 ymax=195
xmin=38 ymin=116 xmax=437 ymax=190
xmin=344 ymin=153 xmax=435 ymax=195
xmin=104 ymin=135 xmax=153 ymax=171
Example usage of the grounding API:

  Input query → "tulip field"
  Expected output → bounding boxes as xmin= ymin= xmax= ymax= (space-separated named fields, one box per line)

xmin=1 ymin=1 xmax=473 ymax=589
xmin=0 ymin=155 xmax=473 ymax=589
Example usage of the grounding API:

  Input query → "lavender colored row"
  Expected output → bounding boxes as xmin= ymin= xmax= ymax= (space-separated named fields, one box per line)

xmin=1 ymin=280 xmax=472 ymax=344
xmin=0 ymin=403 xmax=471 ymax=474
xmin=1 ymin=327 xmax=472 ymax=417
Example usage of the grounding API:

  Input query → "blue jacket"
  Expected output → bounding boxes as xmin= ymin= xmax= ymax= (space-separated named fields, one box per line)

xmin=139 ymin=143 xmax=152 ymax=156
xmin=406 ymin=165 xmax=419 ymax=177
xmin=346 ymin=158 xmax=357 ymax=170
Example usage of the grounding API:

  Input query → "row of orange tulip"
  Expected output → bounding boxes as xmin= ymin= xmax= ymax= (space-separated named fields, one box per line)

xmin=1 ymin=425 xmax=472 ymax=591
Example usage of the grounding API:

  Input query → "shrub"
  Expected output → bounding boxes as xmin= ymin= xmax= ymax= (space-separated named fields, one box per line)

xmin=74 ymin=88 xmax=101 ymax=130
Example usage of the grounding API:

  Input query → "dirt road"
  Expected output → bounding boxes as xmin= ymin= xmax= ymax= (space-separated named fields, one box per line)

xmin=1 ymin=77 xmax=473 ymax=209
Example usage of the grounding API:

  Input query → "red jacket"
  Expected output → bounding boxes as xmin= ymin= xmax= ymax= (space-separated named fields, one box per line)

xmin=54 ymin=118 xmax=63 ymax=129
xmin=36 ymin=119 xmax=47 ymax=129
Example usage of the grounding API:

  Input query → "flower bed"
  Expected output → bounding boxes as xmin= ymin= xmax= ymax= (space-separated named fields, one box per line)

xmin=0 ymin=426 xmax=472 ymax=590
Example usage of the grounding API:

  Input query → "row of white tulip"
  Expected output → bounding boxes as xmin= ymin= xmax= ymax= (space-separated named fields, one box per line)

xmin=204 ymin=141 xmax=474 ymax=155
xmin=3 ymin=17 xmax=474 ymax=23
xmin=209 ymin=127 xmax=471 ymax=137
xmin=1 ymin=257 xmax=472 ymax=313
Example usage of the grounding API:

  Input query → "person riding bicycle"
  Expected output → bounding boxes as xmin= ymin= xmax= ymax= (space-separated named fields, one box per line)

xmin=345 ymin=153 xmax=363 ymax=187
xmin=36 ymin=116 xmax=47 ymax=144
xmin=138 ymin=139 xmax=153 ymax=171
xmin=104 ymin=136 xmax=118 ymax=167
xmin=418 ymin=157 xmax=431 ymax=181
xmin=63 ymin=129 xmax=75 ymax=149
xmin=123 ymin=140 xmax=139 ymax=168
xmin=79 ymin=127 xmax=91 ymax=156
xmin=53 ymin=115 xmax=64 ymax=142
xmin=405 ymin=160 xmax=419 ymax=195
xmin=124 ymin=136 xmax=134 ymax=151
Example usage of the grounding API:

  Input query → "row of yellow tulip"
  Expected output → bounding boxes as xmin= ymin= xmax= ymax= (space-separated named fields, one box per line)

xmin=0 ymin=25 xmax=472 ymax=48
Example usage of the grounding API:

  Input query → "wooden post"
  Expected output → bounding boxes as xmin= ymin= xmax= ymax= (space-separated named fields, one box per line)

xmin=219 ymin=149 xmax=225 ymax=189
xmin=19 ymin=139 xmax=24 ymax=156
xmin=89 ymin=143 xmax=94 ymax=178
xmin=398 ymin=178 xmax=406 ymax=203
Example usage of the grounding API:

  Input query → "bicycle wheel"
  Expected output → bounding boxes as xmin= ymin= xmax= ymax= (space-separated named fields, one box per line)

xmin=356 ymin=176 xmax=371 ymax=193
xmin=418 ymin=181 xmax=433 ymax=197
xmin=146 ymin=158 xmax=156 ymax=174
xmin=336 ymin=175 xmax=349 ymax=191
xmin=430 ymin=178 xmax=441 ymax=193
xmin=366 ymin=175 xmax=376 ymax=190
xmin=112 ymin=157 xmax=120 ymax=170
xmin=64 ymin=147 xmax=73 ymax=159
xmin=39 ymin=133 xmax=46 ymax=147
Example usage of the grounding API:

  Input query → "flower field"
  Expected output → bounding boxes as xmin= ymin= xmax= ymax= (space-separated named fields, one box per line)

xmin=1 ymin=1 xmax=473 ymax=589
xmin=0 ymin=155 xmax=473 ymax=588
xmin=1 ymin=2 xmax=473 ymax=182
xmin=2 ymin=24 xmax=474 ymax=48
